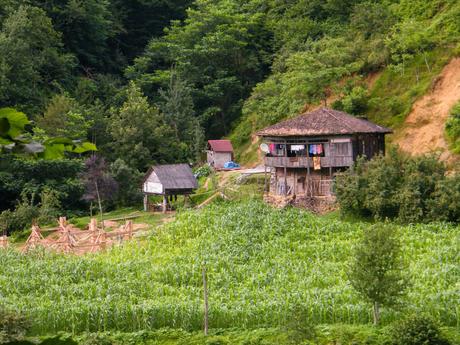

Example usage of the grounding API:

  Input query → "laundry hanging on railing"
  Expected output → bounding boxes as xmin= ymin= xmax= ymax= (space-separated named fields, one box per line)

xmin=313 ymin=156 xmax=321 ymax=170
xmin=309 ymin=144 xmax=323 ymax=156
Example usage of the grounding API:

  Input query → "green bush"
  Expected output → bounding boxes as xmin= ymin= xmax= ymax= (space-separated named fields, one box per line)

xmin=445 ymin=101 xmax=460 ymax=153
xmin=194 ymin=164 xmax=213 ymax=179
xmin=0 ymin=308 xmax=30 ymax=343
xmin=0 ymin=156 xmax=84 ymax=213
xmin=110 ymin=159 xmax=143 ymax=207
xmin=332 ymin=85 xmax=369 ymax=115
xmin=0 ymin=188 xmax=64 ymax=233
xmin=390 ymin=315 xmax=451 ymax=345
xmin=0 ymin=195 xmax=39 ymax=234
xmin=335 ymin=149 xmax=459 ymax=223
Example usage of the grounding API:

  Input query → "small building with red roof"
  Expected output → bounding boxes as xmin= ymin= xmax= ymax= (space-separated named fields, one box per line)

xmin=207 ymin=140 xmax=234 ymax=169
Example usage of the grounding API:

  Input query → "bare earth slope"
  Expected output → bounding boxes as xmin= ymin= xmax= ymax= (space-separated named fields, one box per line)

xmin=395 ymin=57 xmax=460 ymax=162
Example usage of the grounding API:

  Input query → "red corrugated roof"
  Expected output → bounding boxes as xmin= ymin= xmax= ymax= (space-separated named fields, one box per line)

xmin=208 ymin=140 xmax=234 ymax=152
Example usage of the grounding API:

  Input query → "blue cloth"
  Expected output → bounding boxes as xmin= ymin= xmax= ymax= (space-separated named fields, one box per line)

xmin=223 ymin=161 xmax=240 ymax=169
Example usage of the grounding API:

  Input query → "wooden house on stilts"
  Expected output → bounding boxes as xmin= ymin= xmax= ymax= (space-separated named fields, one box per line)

xmin=142 ymin=164 xmax=198 ymax=212
xmin=257 ymin=108 xmax=392 ymax=198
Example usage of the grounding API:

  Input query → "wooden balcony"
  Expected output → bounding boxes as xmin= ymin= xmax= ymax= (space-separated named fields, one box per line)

xmin=264 ymin=156 xmax=353 ymax=168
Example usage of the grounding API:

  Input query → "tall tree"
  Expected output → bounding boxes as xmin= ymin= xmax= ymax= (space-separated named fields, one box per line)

xmin=0 ymin=5 xmax=75 ymax=115
xmin=80 ymin=155 xmax=117 ymax=222
xmin=158 ymin=71 xmax=195 ymax=141
xmin=126 ymin=0 xmax=273 ymax=138
xmin=348 ymin=224 xmax=408 ymax=325
xmin=37 ymin=94 xmax=92 ymax=140
xmin=109 ymin=82 xmax=181 ymax=170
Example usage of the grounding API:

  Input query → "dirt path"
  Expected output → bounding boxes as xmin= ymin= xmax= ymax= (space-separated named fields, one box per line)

xmin=395 ymin=58 xmax=460 ymax=163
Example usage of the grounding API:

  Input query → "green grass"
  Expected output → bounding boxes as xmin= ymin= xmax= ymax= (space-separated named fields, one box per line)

xmin=365 ymin=47 xmax=454 ymax=129
xmin=0 ymin=201 xmax=458 ymax=335
xmin=25 ymin=324 xmax=458 ymax=345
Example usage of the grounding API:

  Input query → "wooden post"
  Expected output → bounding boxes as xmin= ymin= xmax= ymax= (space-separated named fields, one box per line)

xmin=283 ymin=140 xmax=287 ymax=195
xmin=306 ymin=141 xmax=311 ymax=197
xmin=329 ymin=139 xmax=333 ymax=177
xmin=264 ymin=165 xmax=267 ymax=194
xmin=0 ymin=235 xmax=8 ymax=249
xmin=143 ymin=194 xmax=148 ymax=212
xmin=162 ymin=195 xmax=167 ymax=214
xmin=202 ymin=265 xmax=209 ymax=336
xmin=59 ymin=217 xmax=67 ymax=231
xmin=293 ymin=169 xmax=297 ymax=195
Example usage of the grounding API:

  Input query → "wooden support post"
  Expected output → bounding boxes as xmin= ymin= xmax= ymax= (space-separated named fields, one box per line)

xmin=0 ymin=235 xmax=8 ymax=249
xmin=306 ymin=141 xmax=311 ymax=197
xmin=58 ymin=217 xmax=67 ymax=232
xmin=143 ymin=194 xmax=148 ymax=212
xmin=89 ymin=218 xmax=97 ymax=232
xmin=283 ymin=140 xmax=287 ymax=195
xmin=162 ymin=195 xmax=167 ymax=214
xmin=126 ymin=220 xmax=133 ymax=240
xmin=329 ymin=139 xmax=333 ymax=177
xmin=264 ymin=165 xmax=267 ymax=194
xmin=293 ymin=169 xmax=297 ymax=195
xmin=202 ymin=265 xmax=209 ymax=336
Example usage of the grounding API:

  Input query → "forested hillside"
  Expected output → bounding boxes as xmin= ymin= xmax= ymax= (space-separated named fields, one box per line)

xmin=1 ymin=0 xmax=459 ymax=167
xmin=0 ymin=0 xmax=458 ymax=222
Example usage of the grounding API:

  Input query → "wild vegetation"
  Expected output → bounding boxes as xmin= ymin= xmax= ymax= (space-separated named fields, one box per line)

xmin=335 ymin=150 xmax=460 ymax=222
xmin=0 ymin=0 xmax=459 ymax=343
xmin=0 ymin=201 xmax=457 ymax=335
xmin=446 ymin=100 xmax=460 ymax=153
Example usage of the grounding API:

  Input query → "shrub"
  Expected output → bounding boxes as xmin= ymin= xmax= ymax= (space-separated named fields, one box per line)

xmin=0 ymin=194 xmax=39 ymax=234
xmin=194 ymin=164 xmax=213 ymax=179
xmin=333 ymin=86 xmax=369 ymax=115
xmin=37 ymin=188 xmax=62 ymax=225
xmin=445 ymin=101 xmax=460 ymax=153
xmin=110 ymin=159 xmax=143 ymax=207
xmin=428 ymin=175 xmax=460 ymax=222
xmin=335 ymin=149 xmax=458 ymax=223
xmin=390 ymin=314 xmax=451 ymax=345
xmin=0 ymin=156 xmax=84 ymax=212
xmin=0 ymin=308 xmax=30 ymax=343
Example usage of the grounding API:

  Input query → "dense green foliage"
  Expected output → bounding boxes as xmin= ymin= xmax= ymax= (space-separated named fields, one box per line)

xmin=335 ymin=150 xmax=460 ymax=222
xmin=0 ymin=201 xmax=457 ymax=334
xmin=390 ymin=314 xmax=452 ymax=345
xmin=7 ymin=324 xmax=458 ymax=345
xmin=1 ymin=0 xmax=459 ymax=210
xmin=348 ymin=224 xmax=407 ymax=325
xmin=0 ymin=156 xmax=84 ymax=212
xmin=446 ymin=101 xmax=460 ymax=154
xmin=0 ymin=308 xmax=30 ymax=343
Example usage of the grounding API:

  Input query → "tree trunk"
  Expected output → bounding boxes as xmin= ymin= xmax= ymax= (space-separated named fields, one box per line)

xmin=373 ymin=301 xmax=380 ymax=325
xmin=424 ymin=53 xmax=431 ymax=73
xmin=95 ymin=181 xmax=104 ymax=231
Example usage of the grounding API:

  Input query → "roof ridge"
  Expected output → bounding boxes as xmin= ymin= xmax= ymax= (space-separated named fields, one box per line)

xmin=322 ymin=108 xmax=356 ymax=133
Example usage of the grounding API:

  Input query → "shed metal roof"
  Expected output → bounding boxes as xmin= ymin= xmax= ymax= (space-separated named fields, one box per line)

xmin=145 ymin=164 xmax=198 ymax=190
xmin=208 ymin=140 xmax=234 ymax=152
xmin=257 ymin=108 xmax=392 ymax=137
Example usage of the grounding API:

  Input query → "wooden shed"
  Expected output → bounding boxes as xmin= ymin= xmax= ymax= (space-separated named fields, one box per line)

xmin=207 ymin=140 xmax=234 ymax=169
xmin=257 ymin=107 xmax=392 ymax=197
xmin=142 ymin=164 xmax=198 ymax=212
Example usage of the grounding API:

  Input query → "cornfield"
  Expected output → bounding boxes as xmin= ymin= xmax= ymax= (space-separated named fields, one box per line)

xmin=0 ymin=200 xmax=458 ymax=334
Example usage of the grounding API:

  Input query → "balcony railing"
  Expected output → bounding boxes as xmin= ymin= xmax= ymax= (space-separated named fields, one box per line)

xmin=264 ymin=155 xmax=353 ymax=168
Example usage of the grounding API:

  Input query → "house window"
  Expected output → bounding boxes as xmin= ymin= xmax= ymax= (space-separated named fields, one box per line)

xmin=308 ymin=143 xmax=325 ymax=157
xmin=334 ymin=142 xmax=349 ymax=156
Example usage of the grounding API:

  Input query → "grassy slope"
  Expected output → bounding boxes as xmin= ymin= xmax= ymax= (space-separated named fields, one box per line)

xmin=0 ymin=201 xmax=458 ymax=335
